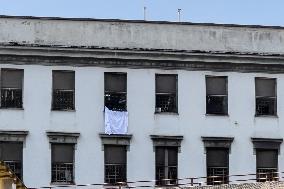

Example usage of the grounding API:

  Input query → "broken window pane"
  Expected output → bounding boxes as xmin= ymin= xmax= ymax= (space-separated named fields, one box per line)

xmin=155 ymin=74 xmax=177 ymax=113
xmin=52 ymin=71 xmax=75 ymax=110
xmin=256 ymin=149 xmax=278 ymax=182
xmin=104 ymin=145 xmax=127 ymax=184
xmin=155 ymin=147 xmax=178 ymax=186
xmin=105 ymin=73 xmax=127 ymax=111
xmin=206 ymin=76 xmax=228 ymax=115
xmin=1 ymin=69 xmax=23 ymax=108
xmin=51 ymin=144 xmax=74 ymax=184
xmin=0 ymin=142 xmax=23 ymax=180
xmin=206 ymin=148 xmax=229 ymax=185
xmin=255 ymin=78 xmax=276 ymax=116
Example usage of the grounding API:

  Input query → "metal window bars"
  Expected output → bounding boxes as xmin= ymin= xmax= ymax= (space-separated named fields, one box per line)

xmin=206 ymin=95 xmax=228 ymax=115
xmin=256 ymin=97 xmax=277 ymax=116
xmin=4 ymin=160 xmax=22 ymax=180
xmin=51 ymin=162 xmax=74 ymax=184
xmin=155 ymin=93 xmax=177 ymax=113
xmin=105 ymin=163 xmax=127 ymax=185
xmin=1 ymin=88 xmax=22 ymax=108
xmin=257 ymin=168 xmax=278 ymax=182
xmin=207 ymin=167 xmax=229 ymax=185
xmin=105 ymin=92 xmax=127 ymax=111
xmin=52 ymin=89 xmax=75 ymax=110
xmin=156 ymin=165 xmax=178 ymax=186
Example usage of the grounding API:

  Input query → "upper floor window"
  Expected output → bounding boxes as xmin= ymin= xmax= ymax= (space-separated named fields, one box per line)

xmin=1 ymin=69 xmax=23 ymax=109
xmin=155 ymin=74 xmax=177 ymax=113
xmin=52 ymin=70 xmax=75 ymax=111
xmin=51 ymin=144 xmax=75 ymax=184
xmin=206 ymin=76 xmax=228 ymax=115
xmin=255 ymin=78 xmax=276 ymax=116
xmin=256 ymin=149 xmax=278 ymax=182
xmin=104 ymin=72 xmax=127 ymax=111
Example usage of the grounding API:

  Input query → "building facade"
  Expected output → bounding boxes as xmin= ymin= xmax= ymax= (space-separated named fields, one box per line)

xmin=0 ymin=16 xmax=284 ymax=188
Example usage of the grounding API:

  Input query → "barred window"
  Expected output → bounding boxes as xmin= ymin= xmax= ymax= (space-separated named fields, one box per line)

xmin=256 ymin=149 xmax=278 ymax=182
xmin=155 ymin=74 xmax=177 ymax=113
xmin=1 ymin=69 xmax=23 ymax=108
xmin=51 ymin=144 xmax=74 ymax=184
xmin=52 ymin=71 xmax=75 ymax=110
xmin=255 ymin=78 xmax=276 ymax=116
xmin=206 ymin=76 xmax=228 ymax=115
xmin=105 ymin=73 xmax=127 ymax=111
xmin=206 ymin=148 xmax=229 ymax=185
xmin=155 ymin=147 xmax=178 ymax=186
xmin=104 ymin=145 xmax=127 ymax=185
xmin=0 ymin=142 xmax=23 ymax=180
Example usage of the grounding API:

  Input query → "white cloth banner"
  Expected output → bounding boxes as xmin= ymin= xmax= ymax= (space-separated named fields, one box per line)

xmin=105 ymin=107 xmax=128 ymax=135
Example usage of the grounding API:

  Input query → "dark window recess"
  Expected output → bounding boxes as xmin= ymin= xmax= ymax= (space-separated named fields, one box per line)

xmin=256 ymin=150 xmax=278 ymax=182
xmin=155 ymin=74 xmax=177 ymax=113
xmin=206 ymin=148 xmax=229 ymax=185
xmin=104 ymin=145 xmax=127 ymax=184
xmin=105 ymin=73 xmax=127 ymax=111
xmin=52 ymin=71 xmax=75 ymax=110
xmin=1 ymin=69 xmax=23 ymax=108
xmin=51 ymin=144 xmax=74 ymax=184
xmin=206 ymin=76 xmax=228 ymax=115
xmin=155 ymin=147 xmax=178 ymax=186
xmin=0 ymin=142 xmax=23 ymax=180
xmin=255 ymin=78 xmax=277 ymax=116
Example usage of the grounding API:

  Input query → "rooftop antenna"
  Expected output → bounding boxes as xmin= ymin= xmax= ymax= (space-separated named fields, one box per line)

xmin=144 ymin=6 xmax=147 ymax=20
xmin=178 ymin=8 xmax=182 ymax=22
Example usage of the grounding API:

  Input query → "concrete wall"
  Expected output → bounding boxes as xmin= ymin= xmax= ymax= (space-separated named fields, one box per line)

xmin=1 ymin=17 xmax=284 ymax=54
xmin=0 ymin=63 xmax=284 ymax=188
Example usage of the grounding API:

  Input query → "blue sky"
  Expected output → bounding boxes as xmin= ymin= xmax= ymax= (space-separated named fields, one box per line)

xmin=0 ymin=0 xmax=283 ymax=26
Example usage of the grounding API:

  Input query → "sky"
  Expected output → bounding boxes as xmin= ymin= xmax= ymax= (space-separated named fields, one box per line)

xmin=0 ymin=0 xmax=284 ymax=26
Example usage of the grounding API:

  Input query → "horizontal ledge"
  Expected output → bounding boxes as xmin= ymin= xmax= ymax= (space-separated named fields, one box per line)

xmin=0 ymin=130 xmax=29 ymax=136
xmin=46 ymin=131 xmax=80 ymax=137
xmin=99 ymin=133 xmax=132 ymax=139
xmin=251 ymin=138 xmax=283 ymax=143
xmin=150 ymin=135 xmax=183 ymax=140
xmin=202 ymin=137 xmax=234 ymax=142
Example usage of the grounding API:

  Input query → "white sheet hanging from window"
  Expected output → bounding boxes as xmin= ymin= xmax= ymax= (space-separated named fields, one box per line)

xmin=105 ymin=107 xmax=128 ymax=135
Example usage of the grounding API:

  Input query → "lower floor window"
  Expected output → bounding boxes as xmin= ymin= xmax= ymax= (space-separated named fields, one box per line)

xmin=104 ymin=145 xmax=127 ymax=185
xmin=51 ymin=144 xmax=74 ymax=184
xmin=155 ymin=147 xmax=178 ymax=186
xmin=256 ymin=149 xmax=278 ymax=182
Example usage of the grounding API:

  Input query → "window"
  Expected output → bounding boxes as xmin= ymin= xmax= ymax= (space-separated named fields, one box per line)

xmin=51 ymin=144 xmax=74 ymax=184
xmin=155 ymin=74 xmax=177 ymax=113
xmin=255 ymin=78 xmax=276 ymax=116
xmin=52 ymin=71 xmax=75 ymax=110
xmin=105 ymin=73 xmax=127 ymax=111
xmin=1 ymin=69 xmax=23 ymax=108
xmin=206 ymin=148 xmax=229 ymax=185
xmin=206 ymin=76 xmax=228 ymax=115
xmin=104 ymin=145 xmax=127 ymax=184
xmin=256 ymin=149 xmax=278 ymax=182
xmin=0 ymin=142 xmax=23 ymax=180
xmin=155 ymin=147 xmax=178 ymax=186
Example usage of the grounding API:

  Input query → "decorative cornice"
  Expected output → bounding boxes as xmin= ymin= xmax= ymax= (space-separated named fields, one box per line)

xmin=46 ymin=131 xmax=80 ymax=144
xmin=0 ymin=130 xmax=28 ymax=142
xmin=202 ymin=137 xmax=234 ymax=149
xmin=251 ymin=137 xmax=283 ymax=151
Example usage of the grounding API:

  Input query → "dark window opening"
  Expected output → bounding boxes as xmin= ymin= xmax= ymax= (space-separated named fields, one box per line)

xmin=206 ymin=76 xmax=228 ymax=115
xmin=1 ymin=69 xmax=23 ymax=108
xmin=155 ymin=147 xmax=178 ymax=186
xmin=256 ymin=149 xmax=278 ymax=182
xmin=255 ymin=78 xmax=276 ymax=116
xmin=206 ymin=148 xmax=229 ymax=185
xmin=105 ymin=73 xmax=127 ymax=111
xmin=52 ymin=71 xmax=75 ymax=110
xmin=51 ymin=144 xmax=74 ymax=184
xmin=104 ymin=145 xmax=127 ymax=185
xmin=0 ymin=142 xmax=23 ymax=180
xmin=155 ymin=74 xmax=177 ymax=113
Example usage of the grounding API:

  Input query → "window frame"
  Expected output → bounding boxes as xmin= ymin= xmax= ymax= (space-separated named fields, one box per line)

xmin=256 ymin=149 xmax=278 ymax=182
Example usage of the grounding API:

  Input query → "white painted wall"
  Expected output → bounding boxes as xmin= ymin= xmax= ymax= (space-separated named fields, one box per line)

xmin=0 ymin=64 xmax=283 ymax=188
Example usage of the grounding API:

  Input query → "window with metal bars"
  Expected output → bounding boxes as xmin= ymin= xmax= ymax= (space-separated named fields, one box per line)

xmin=206 ymin=76 xmax=228 ymax=115
xmin=155 ymin=74 xmax=177 ymax=113
xmin=0 ymin=69 xmax=23 ymax=109
xmin=104 ymin=145 xmax=127 ymax=185
xmin=256 ymin=149 xmax=278 ymax=182
xmin=155 ymin=147 xmax=178 ymax=186
xmin=52 ymin=71 xmax=75 ymax=110
xmin=0 ymin=142 xmax=23 ymax=180
xmin=206 ymin=148 xmax=229 ymax=185
xmin=105 ymin=73 xmax=127 ymax=111
xmin=51 ymin=144 xmax=74 ymax=184
xmin=255 ymin=78 xmax=277 ymax=116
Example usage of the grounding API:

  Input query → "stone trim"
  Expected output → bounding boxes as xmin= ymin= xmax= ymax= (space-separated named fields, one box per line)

xmin=150 ymin=135 xmax=183 ymax=152
xmin=0 ymin=130 xmax=28 ymax=142
xmin=46 ymin=131 xmax=80 ymax=144
xmin=251 ymin=138 xmax=283 ymax=152
xmin=202 ymin=137 xmax=234 ymax=150
xmin=99 ymin=133 xmax=132 ymax=151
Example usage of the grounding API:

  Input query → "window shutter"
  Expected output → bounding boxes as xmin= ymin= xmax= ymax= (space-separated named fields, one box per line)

xmin=206 ymin=76 xmax=227 ymax=95
xmin=105 ymin=145 xmax=126 ymax=164
xmin=53 ymin=71 xmax=75 ymax=90
xmin=1 ymin=69 xmax=23 ymax=89
xmin=167 ymin=147 xmax=178 ymax=166
xmin=0 ymin=142 xmax=23 ymax=161
xmin=52 ymin=144 xmax=74 ymax=163
xmin=207 ymin=148 xmax=229 ymax=167
xmin=155 ymin=147 xmax=165 ymax=166
xmin=105 ymin=73 xmax=127 ymax=93
xmin=257 ymin=150 xmax=278 ymax=168
xmin=255 ymin=78 xmax=276 ymax=97
xmin=156 ymin=75 xmax=177 ymax=94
